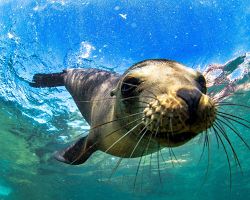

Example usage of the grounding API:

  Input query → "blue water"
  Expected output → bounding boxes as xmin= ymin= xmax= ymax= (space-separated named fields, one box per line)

xmin=0 ymin=0 xmax=250 ymax=199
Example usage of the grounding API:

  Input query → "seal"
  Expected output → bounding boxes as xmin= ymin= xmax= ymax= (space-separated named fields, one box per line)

xmin=30 ymin=59 xmax=216 ymax=165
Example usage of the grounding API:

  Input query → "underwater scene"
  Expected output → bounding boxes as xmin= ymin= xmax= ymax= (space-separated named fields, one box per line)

xmin=1 ymin=0 xmax=250 ymax=199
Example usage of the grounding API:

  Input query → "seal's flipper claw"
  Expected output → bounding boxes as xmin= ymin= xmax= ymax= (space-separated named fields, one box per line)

xmin=54 ymin=136 xmax=96 ymax=165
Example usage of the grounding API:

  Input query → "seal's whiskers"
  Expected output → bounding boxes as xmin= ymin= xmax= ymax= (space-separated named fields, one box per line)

xmin=105 ymin=122 xmax=144 ymax=153
xmin=215 ymin=102 xmax=250 ymax=109
xmin=108 ymin=157 xmax=123 ymax=181
xmin=129 ymin=122 xmax=152 ymax=158
xmin=198 ymin=132 xmax=207 ymax=164
xmin=75 ymin=94 xmax=156 ymax=103
xmin=157 ymin=143 xmax=163 ymax=185
xmin=133 ymin=149 xmax=145 ymax=190
xmin=90 ymin=111 xmax=144 ymax=130
xmin=169 ymin=118 xmax=179 ymax=165
xmin=71 ymin=117 xmax=143 ymax=164
xmin=211 ymin=126 xmax=232 ymax=190
xmin=140 ymin=132 xmax=155 ymax=190
xmin=211 ymin=92 xmax=244 ymax=102
xmin=209 ymin=96 xmax=250 ymax=189
xmin=212 ymin=119 xmax=245 ymax=190
xmin=152 ymin=126 xmax=164 ymax=183
xmin=213 ymin=122 xmax=240 ymax=167
xmin=217 ymin=111 xmax=250 ymax=126
xmin=198 ymin=127 xmax=210 ymax=190
xmin=133 ymin=122 xmax=156 ymax=190
xmin=216 ymin=117 xmax=250 ymax=149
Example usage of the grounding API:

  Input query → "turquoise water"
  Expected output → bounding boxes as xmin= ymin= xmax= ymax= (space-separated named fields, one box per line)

xmin=1 ymin=1 xmax=250 ymax=199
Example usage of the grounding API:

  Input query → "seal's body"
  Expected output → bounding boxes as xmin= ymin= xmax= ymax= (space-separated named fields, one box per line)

xmin=30 ymin=59 xmax=216 ymax=165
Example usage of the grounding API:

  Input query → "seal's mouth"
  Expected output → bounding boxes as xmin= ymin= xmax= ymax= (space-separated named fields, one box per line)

xmin=143 ymin=129 xmax=197 ymax=146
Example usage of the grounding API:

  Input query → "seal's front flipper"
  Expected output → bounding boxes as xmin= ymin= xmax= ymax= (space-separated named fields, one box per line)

xmin=54 ymin=136 xmax=96 ymax=165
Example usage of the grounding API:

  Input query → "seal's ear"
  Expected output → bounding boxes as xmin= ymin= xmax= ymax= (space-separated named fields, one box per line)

xmin=110 ymin=84 xmax=119 ymax=96
xmin=110 ymin=89 xmax=116 ymax=96
xmin=54 ymin=136 xmax=96 ymax=165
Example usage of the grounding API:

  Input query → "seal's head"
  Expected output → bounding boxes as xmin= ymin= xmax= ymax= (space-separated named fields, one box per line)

xmin=112 ymin=59 xmax=216 ymax=147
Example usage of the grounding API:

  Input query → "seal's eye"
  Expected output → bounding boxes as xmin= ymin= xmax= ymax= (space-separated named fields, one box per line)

xmin=196 ymin=74 xmax=207 ymax=94
xmin=121 ymin=77 xmax=141 ymax=98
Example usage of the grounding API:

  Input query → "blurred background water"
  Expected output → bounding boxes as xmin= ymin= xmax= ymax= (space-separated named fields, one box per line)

xmin=0 ymin=0 xmax=250 ymax=199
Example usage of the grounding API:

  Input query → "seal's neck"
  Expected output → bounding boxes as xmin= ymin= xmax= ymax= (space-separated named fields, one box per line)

xmin=64 ymin=68 xmax=120 ymax=125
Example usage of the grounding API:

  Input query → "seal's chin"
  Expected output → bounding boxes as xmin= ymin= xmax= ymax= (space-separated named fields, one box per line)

xmin=144 ymin=129 xmax=198 ymax=147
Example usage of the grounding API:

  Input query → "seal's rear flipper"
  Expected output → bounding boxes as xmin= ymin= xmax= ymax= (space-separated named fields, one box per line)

xmin=29 ymin=71 xmax=66 ymax=88
xmin=54 ymin=136 xmax=96 ymax=165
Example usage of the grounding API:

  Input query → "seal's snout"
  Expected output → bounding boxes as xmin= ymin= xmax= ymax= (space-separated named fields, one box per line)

xmin=142 ymin=88 xmax=216 ymax=146
xmin=176 ymin=88 xmax=202 ymax=124
xmin=142 ymin=94 xmax=188 ymax=133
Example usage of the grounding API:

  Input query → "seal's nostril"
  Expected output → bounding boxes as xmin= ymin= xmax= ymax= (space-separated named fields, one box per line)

xmin=177 ymin=88 xmax=202 ymax=108
xmin=176 ymin=88 xmax=202 ymax=124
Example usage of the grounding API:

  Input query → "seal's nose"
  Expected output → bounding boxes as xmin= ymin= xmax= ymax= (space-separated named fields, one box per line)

xmin=177 ymin=88 xmax=202 ymax=124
